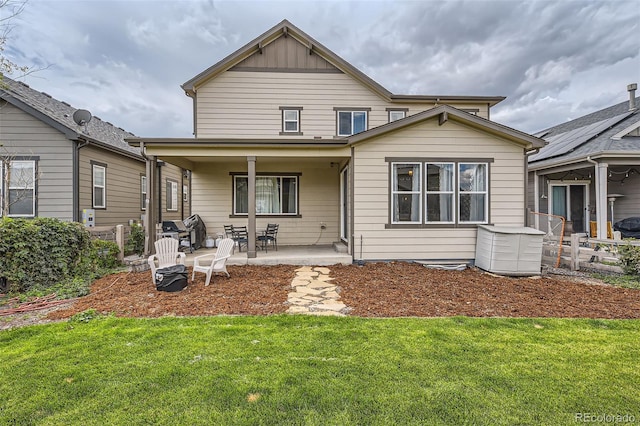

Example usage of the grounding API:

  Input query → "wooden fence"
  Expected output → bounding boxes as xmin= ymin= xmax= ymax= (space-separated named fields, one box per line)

xmin=87 ymin=225 xmax=128 ymax=262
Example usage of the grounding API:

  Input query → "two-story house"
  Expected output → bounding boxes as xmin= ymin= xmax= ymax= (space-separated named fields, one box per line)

xmin=0 ymin=76 xmax=190 ymax=227
xmin=129 ymin=20 xmax=544 ymax=263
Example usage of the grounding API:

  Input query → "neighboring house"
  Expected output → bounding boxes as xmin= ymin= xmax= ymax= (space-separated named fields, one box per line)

xmin=0 ymin=76 xmax=190 ymax=227
xmin=129 ymin=20 xmax=544 ymax=262
xmin=528 ymin=84 xmax=640 ymax=239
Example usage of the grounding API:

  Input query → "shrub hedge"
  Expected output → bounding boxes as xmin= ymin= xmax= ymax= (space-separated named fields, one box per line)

xmin=0 ymin=217 xmax=120 ymax=295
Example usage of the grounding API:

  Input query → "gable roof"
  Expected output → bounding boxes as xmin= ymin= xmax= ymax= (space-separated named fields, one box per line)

xmin=181 ymin=20 xmax=505 ymax=106
xmin=347 ymin=104 xmax=546 ymax=150
xmin=0 ymin=76 xmax=143 ymax=160
xmin=529 ymin=95 xmax=640 ymax=168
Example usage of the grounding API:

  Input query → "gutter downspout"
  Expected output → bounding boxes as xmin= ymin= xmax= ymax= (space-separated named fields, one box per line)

xmin=586 ymin=156 xmax=608 ymax=239
xmin=73 ymin=139 xmax=89 ymax=222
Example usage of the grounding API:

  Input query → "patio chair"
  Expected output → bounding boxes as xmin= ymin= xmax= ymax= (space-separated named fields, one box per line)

xmin=257 ymin=223 xmax=279 ymax=252
xmin=231 ymin=226 xmax=249 ymax=252
xmin=148 ymin=237 xmax=186 ymax=280
xmin=223 ymin=224 xmax=234 ymax=239
xmin=191 ymin=238 xmax=234 ymax=286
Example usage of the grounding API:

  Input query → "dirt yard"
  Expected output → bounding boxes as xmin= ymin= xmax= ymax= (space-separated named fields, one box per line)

xmin=2 ymin=262 xmax=640 ymax=329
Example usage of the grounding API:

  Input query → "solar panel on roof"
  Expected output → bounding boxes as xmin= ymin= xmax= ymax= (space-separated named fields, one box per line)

xmin=529 ymin=112 xmax=633 ymax=162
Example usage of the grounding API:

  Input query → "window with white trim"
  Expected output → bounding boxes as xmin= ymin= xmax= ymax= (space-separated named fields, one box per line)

xmin=92 ymin=164 xmax=106 ymax=209
xmin=337 ymin=110 xmax=367 ymax=136
xmin=391 ymin=163 xmax=421 ymax=223
xmin=140 ymin=175 xmax=147 ymax=210
xmin=7 ymin=160 xmax=36 ymax=217
xmin=283 ymin=110 xmax=299 ymax=132
xmin=458 ymin=163 xmax=487 ymax=223
xmin=234 ymin=175 xmax=298 ymax=215
xmin=425 ymin=163 xmax=454 ymax=223
xmin=166 ymin=179 xmax=178 ymax=212
xmin=391 ymin=160 xmax=489 ymax=225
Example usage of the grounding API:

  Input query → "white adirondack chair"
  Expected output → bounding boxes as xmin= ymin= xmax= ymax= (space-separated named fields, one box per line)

xmin=148 ymin=237 xmax=186 ymax=280
xmin=191 ymin=238 xmax=234 ymax=286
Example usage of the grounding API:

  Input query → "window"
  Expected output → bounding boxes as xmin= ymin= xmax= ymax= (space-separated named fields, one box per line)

xmin=92 ymin=163 xmax=106 ymax=209
xmin=387 ymin=109 xmax=407 ymax=122
xmin=280 ymin=107 xmax=302 ymax=135
xmin=140 ymin=175 xmax=147 ymax=210
xmin=391 ymin=163 xmax=421 ymax=223
xmin=425 ymin=163 xmax=454 ymax=223
xmin=458 ymin=163 xmax=487 ymax=223
xmin=234 ymin=175 xmax=298 ymax=216
xmin=7 ymin=160 xmax=36 ymax=217
xmin=336 ymin=109 xmax=369 ymax=136
xmin=390 ymin=160 xmax=489 ymax=225
xmin=166 ymin=179 xmax=178 ymax=212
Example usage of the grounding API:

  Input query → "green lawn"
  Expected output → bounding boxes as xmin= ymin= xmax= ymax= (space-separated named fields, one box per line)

xmin=1 ymin=315 xmax=638 ymax=425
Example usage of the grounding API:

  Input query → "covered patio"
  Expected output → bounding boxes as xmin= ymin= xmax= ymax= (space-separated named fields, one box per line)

xmin=183 ymin=244 xmax=352 ymax=266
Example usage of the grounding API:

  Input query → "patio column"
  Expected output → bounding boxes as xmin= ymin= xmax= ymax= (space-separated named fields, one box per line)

xmin=247 ymin=156 xmax=257 ymax=258
xmin=595 ymin=162 xmax=609 ymax=239
xmin=145 ymin=155 xmax=158 ymax=255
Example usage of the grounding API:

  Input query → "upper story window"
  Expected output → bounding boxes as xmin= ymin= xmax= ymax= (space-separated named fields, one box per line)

xmin=280 ymin=107 xmax=303 ymax=135
xmin=4 ymin=160 xmax=37 ymax=217
xmin=387 ymin=108 xmax=408 ymax=123
xmin=389 ymin=159 xmax=490 ymax=226
xmin=92 ymin=162 xmax=106 ymax=209
xmin=335 ymin=108 xmax=370 ymax=136
xmin=233 ymin=174 xmax=299 ymax=216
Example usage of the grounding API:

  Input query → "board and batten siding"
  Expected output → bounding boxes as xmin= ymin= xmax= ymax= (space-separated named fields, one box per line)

xmin=78 ymin=146 xmax=145 ymax=227
xmin=0 ymin=102 xmax=74 ymax=220
xmin=190 ymin=160 xmax=340 ymax=245
xmin=195 ymin=71 xmax=489 ymax=138
xmin=352 ymin=119 xmax=526 ymax=261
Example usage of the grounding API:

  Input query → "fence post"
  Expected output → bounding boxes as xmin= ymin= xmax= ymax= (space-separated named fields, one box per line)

xmin=570 ymin=233 xmax=583 ymax=271
xmin=115 ymin=224 xmax=124 ymax=262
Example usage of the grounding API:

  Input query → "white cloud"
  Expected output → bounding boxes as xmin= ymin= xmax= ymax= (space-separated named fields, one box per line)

xmin=6 ymin=0 xmax=640 ymax=137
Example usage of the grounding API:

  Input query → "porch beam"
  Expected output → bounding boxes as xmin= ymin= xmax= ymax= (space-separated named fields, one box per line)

xmin=247 ymin=156 xmax=257 ymax=258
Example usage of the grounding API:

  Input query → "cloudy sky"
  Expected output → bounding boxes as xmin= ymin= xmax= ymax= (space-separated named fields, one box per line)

xmin=5 ymin=0 xmax=640 ymax=137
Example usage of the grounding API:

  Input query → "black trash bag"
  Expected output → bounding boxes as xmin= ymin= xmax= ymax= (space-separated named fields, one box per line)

xmin=154 ymin=264 xmax=188 ymax=292
xmin=613 ymin=217 xmax=640 ymax=239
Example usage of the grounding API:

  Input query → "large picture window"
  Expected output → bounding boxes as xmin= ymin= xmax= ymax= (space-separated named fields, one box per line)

xmin=92 ymin=163 xmax=106 ymax=209
xmin=8 ymin=160 xmax=36 ymax=217
xmin=234 ymin=175 xmax=298 ymax=216
xmin=391 ymin=160 xmax=489 ymax=225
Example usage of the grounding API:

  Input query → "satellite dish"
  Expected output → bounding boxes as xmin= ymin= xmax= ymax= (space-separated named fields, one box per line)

xmin=72 ymin=109 xmax=92 ymax=126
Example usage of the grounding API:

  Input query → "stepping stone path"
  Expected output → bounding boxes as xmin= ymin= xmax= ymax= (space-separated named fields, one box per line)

xmin=286 ymin=266 xmax=351 ymax=316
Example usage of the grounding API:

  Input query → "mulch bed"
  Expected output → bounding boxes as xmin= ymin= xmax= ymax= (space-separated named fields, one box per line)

xmin=39 ymin=262 xmax=640 ymax=322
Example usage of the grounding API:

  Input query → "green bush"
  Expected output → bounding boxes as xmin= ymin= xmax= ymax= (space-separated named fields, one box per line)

xmin=0 ymin=217 xmax=119 ymax=295
xmin=91 ymin=239 xmax=121 ymax=271
xmin=125 ymin=223 xmax=145 ymax=256
xmin=617 ymin=241 xmax=640 ymax=276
